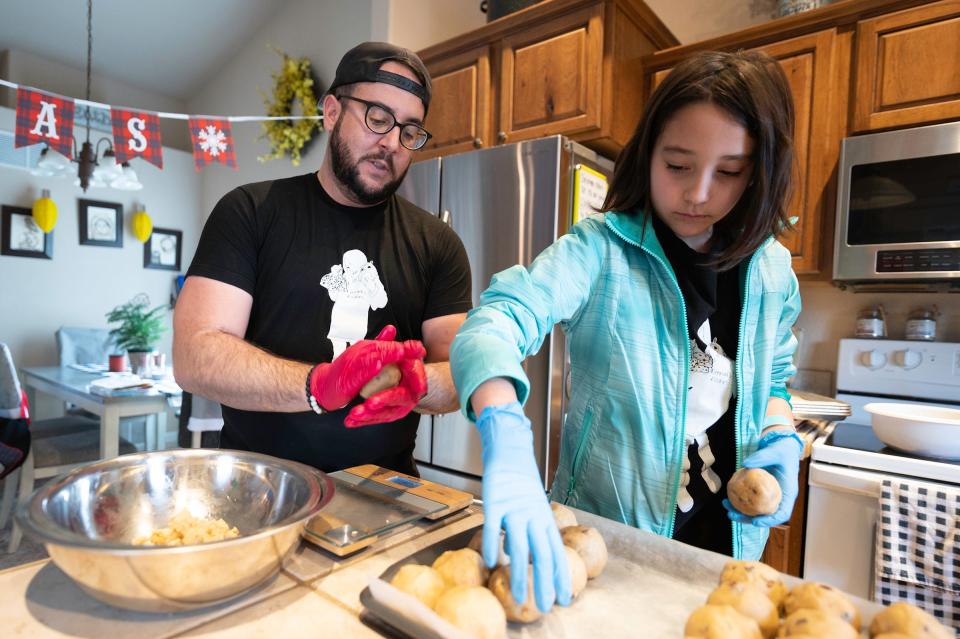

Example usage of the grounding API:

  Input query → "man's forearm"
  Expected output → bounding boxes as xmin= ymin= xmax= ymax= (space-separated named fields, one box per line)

xmin=416 ymin=362 xmax=460 ymax=415
xmin=174 ymin=329 xmax=311 ymax=412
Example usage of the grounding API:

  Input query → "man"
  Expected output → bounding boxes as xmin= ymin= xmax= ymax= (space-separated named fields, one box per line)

xmin=173 ymin=42 xmax=471 ymax=475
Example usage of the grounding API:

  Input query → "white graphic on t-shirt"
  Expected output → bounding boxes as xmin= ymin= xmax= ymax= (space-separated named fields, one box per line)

xmin=676 ymin=319 xmax=735 ymax=513
xmin=320 ymin=249 xmax=388 ymax=358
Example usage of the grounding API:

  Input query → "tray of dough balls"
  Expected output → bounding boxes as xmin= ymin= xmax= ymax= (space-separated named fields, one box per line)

xmin=360 ymin=502 xmax=956 ymax=639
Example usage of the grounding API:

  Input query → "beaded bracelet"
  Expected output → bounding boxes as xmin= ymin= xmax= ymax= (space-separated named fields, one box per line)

xmin=305 ymin=364 xmax=324 ymax=414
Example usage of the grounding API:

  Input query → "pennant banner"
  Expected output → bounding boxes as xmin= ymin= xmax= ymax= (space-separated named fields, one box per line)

xmin=188 ymin=117 xmax=236 ymax=171
xmin=111 ymin=108 xmax=163 ymax=169
xmin=15 ymin=87 xmax=75 ymax=158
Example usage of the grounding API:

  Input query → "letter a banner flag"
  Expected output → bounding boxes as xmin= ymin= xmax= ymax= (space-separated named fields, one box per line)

xmin=15 ymin=87 xmax=75 ymax=157
xmin=111 ymin=109 xmax=163 ymax=169
xmin=188 ymin=117 xmax=236 ymax=171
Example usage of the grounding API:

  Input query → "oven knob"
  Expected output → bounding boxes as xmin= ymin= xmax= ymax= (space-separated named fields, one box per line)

xmin=893 ymin=349 xmax=922 ymax=370
xmin=859 ymin=349 xmax=886 ymax=370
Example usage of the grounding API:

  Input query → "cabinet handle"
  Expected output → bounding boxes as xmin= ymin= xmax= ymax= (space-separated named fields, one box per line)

xmin=473 ymin=137 xmax=483 ymax=149
xmin=497 ymin=131 xmax=507 ymax=144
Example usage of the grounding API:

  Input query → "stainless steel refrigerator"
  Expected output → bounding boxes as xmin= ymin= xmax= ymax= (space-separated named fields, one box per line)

xmin=397 ymin=135 xmax=613 ymax=495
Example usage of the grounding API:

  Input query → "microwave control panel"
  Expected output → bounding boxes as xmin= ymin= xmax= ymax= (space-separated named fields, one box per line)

xmin=876 ymin=248 xmax=960 ymax=273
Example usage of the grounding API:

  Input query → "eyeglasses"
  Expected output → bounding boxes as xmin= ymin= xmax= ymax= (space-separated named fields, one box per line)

xmin=337 ymin=95 xmax=432 ymax=151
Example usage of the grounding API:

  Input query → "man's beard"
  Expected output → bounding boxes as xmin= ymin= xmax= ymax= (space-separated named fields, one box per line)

xmin=330 ymin=119 xmax=407 ymax=205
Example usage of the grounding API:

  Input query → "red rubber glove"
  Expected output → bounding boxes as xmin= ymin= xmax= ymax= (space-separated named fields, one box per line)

xmin=345 ymin=356 xmax=427 ymax=427
xmin=309 ymin=325 xmax=425 ymax=411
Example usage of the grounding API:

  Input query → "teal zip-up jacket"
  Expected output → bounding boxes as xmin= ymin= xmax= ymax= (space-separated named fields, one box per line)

xmin=450 ymin=211 xmax=801 ymax=560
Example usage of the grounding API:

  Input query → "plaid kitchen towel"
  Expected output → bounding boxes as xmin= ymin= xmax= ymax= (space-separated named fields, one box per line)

xmin=876 ymin=477 xmax=960 ymax=631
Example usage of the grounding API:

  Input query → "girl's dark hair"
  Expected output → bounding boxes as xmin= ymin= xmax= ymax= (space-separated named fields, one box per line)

xmin=601 ymin=50 xmax=795 ymax=270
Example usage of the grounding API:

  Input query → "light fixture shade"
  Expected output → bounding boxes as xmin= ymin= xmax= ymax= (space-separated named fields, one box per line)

xmin=93 ymin=149 xmax=124 ymax=183
xmin=31 ymin=147 xmax=72 ymax=177
xmin=112 ymin=162 xmax=143 ymax=191
xmin=132 ymin=210 xmax=152 ymax=242
xmin=32 ymin=189 xmax=58 ymax=233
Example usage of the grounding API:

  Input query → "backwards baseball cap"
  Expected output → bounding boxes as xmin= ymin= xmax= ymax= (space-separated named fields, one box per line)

xmin=327 ymin=42 xmax=432 ymax=111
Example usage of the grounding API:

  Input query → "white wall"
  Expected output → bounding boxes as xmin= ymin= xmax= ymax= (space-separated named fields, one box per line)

xmin=386 ymin=0 xmax=486 ymax=51
xmin=0 ymin=105 xmax=202 ymax=369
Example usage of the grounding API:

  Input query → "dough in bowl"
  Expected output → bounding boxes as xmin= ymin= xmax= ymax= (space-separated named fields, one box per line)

xmin=684 ymin=604 xmax=762 ymax=639
xmin=868 ymin=602 xmax=954 ymax=639
xmin=432 ymin=547 xmax=489 ymax=588
xmin=727 ymin=468 xmax=781 ymax=516
xmin=434 ymin=585 xmax=507 ymax=639
xmin=782 ymin=582 xmax=860 ymax=630
xmin=389 ymin=563 xmax=447 ymax=609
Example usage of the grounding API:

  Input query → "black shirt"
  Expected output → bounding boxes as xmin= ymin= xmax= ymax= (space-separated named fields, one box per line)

xmin=186 ymin=173 xmax=472 ymax=473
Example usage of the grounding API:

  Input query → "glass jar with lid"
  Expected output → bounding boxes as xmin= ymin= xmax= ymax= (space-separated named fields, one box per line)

xmin=855 ymin=305 xmax=886 ymax=338
xmin=906 ymin=305 xmax=938 ymax=341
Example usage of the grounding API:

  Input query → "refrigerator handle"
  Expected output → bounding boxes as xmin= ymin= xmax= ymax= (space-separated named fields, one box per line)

xmin=441 ymin=209 xmax=452 ymax=226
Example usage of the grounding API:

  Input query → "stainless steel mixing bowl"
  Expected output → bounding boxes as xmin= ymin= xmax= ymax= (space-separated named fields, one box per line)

xmin=16 ymin=448 xmax=334 ymax=612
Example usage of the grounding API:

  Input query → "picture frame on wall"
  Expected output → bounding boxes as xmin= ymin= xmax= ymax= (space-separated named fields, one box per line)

xmin=144 ymin=227 xmax=182 ymax=271
xmin=1 ymin=204 xmax=53 ymax=259
xmin=78 ymin=199 xmax=123 ymax=247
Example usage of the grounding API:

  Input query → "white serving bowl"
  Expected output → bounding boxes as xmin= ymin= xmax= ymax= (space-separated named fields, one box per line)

xmin=864 ymin=402 xmax=960 ymax=461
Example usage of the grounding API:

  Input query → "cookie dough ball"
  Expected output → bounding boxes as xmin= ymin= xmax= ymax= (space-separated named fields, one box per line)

xmin=873 ymin=635 xmax=919 ymax=639
xmin=551 ymin=502 xmax=578 ymax=529
xmin=719 ymin=560 xmax=788 ymax=608
xmin=565 ymin=545 xmax=588 ymax=598
xmin=684 ymin=604 xmax=763 ymax=639
xmin=389 ymin=564 xmax=447 ymax=609
xmin=466 ymin=528 xmax=509 ymax=566
xmin=727 ymin=468 xmax=782 ymax=516
xmin=487 ymin=564 xmax=541 ymax=623
xmin=434 ymin=585 xmax=507 ymax=639
xmin=707 ymin=581 xmax=779 ymax=639
xmin=778 ymin=609 xmax=858 ymax=639
xmin=869 ymin=602 xmax=954 ymax=639
xmin=783 ymin=582 xmax=860 ymax=630
xmin=432 ymin=548 xmax=490 ymax=588
xmin=561 ymin=525 xmax=608 ymax=578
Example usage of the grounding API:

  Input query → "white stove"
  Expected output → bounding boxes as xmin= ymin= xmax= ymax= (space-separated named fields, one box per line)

xmin=804 ymin=338 xmax=960 ymax=600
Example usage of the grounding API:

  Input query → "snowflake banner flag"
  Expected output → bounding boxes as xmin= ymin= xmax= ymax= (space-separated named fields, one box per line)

xmin=188 ymin=117 xmax=237 ymax=170
xmin=111 ymin=108 xmax=163 ymax=169
xmin=15 ymin=87 xmax=75 ymax=157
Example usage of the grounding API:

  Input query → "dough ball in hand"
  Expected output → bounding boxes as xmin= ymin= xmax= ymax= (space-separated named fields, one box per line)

xmin=869 ymin=602 xmax=954 ymax=639
xmin=551 ymin=502 xmax=578 ymax=529
xmin=565 ymin=545 xmax=588 ymax=599
xmin=778 ymin=609 xmax=858 ymax=639
xmin=561 ymin=525 xmax=608 ymax=578
xmin=706 ymin=582 xmax=779 ymax=639
xmin=359 ymin=364 xmax=402 ymax=398
xmin=782 ymin=582 xmax=860 ymax=630
xmin=433 ymin=585 xmax=507 ymax=639
xmin=389 ymin=563 xmax=447 ymax=609
xmin=719 ymin=560 xmax=787 ymax=608
xmin=684 ymin=604 xmax=762 ymax=639
xmin=432 ymin=548 xmax=490 ymax=588
xmin=487 ymin=564 xmax=542 ymax=623
xmin=467 ymin=528 xmax=509 ymax=566
xmin=727 ymin=468 xmax=781 ymax=517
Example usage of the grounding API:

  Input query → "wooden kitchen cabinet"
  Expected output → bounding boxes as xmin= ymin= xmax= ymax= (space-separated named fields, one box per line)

xmin=853 ymin=0 xmax=960 ymax=132
xmin=417 ymin=0 xmax=678 ymax=160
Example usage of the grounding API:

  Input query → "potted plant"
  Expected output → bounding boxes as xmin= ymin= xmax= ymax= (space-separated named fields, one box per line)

xmin=105 ymin=294 xmax=168 ymax=376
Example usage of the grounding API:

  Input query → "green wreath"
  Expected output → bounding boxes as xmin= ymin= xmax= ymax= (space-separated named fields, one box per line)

xmin=259 ymin=49 xmax=320 ymax=166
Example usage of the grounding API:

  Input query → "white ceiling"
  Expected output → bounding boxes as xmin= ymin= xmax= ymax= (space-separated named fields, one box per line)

xmin=0 ymin=0 xmax=293 ymax=101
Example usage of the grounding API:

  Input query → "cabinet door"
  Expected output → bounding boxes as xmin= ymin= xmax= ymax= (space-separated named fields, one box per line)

xmin=854 ymin=0 xmax=960 ymax=132
xmin=420 ymin=45 xmax=493 ymax=160
xmin=497 ymin=4 xmax=604 ymax=145
xmin=752 ymin=29 xmax=843 ymax=276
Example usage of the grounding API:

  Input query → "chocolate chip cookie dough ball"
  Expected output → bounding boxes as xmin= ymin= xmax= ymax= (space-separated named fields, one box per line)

xmin=551 ymin=502 xmax=578 ymax=529
xmin=684 ymin=604 xmax=763 ymax=639
xmin=434 ymin=585 xmax=507 ymax=639
xmin=565 ymin=545 xmax=588 ymax=598
xmin=487 ymin=564 xmax=541 ymax=623
xmin=466 ymin=528 xmax=509 ymax=566
xmin=561 ymin=525 xmax=608 ymax=578
xmin=707 ymin=581 xmax=780 ymax=639
xmin=727 ymin=468 xmax=782 ymax=516
xmin=782 ymin=582 xmax=860 ymax=630
xmin=778 ymin=609 xmax=859 ymax=639
xmin=432 ymin=548 xmax=490 ymax=588
xmin=869 ymin=602 xmax=954 ymax=639
xmin=389 ymin=564 xmax=447 ymax=608
xmin=719 ymin=560 xmax=788 ymax=608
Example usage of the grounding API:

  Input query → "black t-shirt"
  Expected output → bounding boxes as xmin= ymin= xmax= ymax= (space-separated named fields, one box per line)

xmin=652 ymin=215 xmax=742 ymax=556
xmin=186 ymin=172 xmax=472 ymax=473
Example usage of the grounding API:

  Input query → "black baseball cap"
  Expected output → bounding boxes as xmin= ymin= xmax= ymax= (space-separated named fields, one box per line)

xmin=327 ymin=42 xmax=432 ymax=111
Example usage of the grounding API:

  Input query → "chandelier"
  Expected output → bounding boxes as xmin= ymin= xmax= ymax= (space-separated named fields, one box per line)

xmin=30 ymin=0 xmax=142 ymax=191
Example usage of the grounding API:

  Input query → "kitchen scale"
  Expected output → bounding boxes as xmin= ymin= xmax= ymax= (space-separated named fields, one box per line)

xmin=302 ymin=464 xmax=474 ymax=556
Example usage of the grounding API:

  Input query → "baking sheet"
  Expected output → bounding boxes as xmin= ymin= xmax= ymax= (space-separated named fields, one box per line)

xmin=361 ymin=506 xmax=887 ymax=638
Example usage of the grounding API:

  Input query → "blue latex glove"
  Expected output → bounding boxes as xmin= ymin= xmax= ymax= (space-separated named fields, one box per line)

xmin=723 ymin=430 xmax=803 ymax=527
xmin=476 ymin=402 xmax=571 ymax=612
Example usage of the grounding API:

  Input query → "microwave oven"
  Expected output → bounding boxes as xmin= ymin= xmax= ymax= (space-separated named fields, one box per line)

xmin=833 ymin=120 xmax=960 ymax=292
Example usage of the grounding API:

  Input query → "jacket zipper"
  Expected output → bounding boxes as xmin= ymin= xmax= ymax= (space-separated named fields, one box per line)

xmin=566 ymin=406 xmax=595 ymax=498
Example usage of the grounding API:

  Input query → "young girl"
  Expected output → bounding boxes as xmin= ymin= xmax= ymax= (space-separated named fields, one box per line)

xmin=450 ymin=50 xmax=803 ymax=613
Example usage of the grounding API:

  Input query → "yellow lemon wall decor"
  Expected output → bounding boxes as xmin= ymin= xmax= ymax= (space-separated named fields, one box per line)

xmin=132 ymin=210 xmax=153 ymax=243
xmin=32 ymin=189 xmax=57 ymax=233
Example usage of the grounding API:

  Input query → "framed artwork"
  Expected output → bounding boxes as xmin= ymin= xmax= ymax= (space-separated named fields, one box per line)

xmin=78 ymin=199 xmax=123 ymax=247
xmin=1 ymin=205 xmax=53 ymax=259
xmin=144 ymin=227 xmax=182 ymax=271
